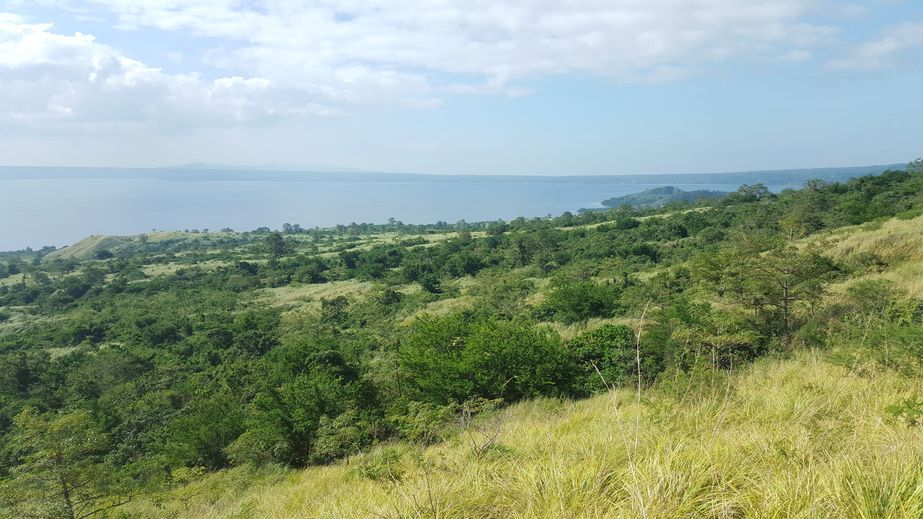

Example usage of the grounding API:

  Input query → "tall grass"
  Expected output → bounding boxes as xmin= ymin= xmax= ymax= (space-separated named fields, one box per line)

xmin=119 ymin=351 xmax=923 ymax=518
xmin=808 ymin=213 xmax=923 ymax=297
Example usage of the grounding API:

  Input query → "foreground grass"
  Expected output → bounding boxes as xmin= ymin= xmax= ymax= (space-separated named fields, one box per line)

xmin=121 ymin=351 xmax=923 ymax=518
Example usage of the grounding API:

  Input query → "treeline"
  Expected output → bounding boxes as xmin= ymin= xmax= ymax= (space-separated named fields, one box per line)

xmin=0 ymin=168 xmax=922 ymax=517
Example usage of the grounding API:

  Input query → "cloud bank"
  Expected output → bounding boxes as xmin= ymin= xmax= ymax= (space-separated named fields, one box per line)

xmin=0 ymin=1 xmax=919 ymax=130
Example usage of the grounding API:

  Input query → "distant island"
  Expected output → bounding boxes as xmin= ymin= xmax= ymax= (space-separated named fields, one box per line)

xmin=600 ymin=186 xmax=727 ymax=209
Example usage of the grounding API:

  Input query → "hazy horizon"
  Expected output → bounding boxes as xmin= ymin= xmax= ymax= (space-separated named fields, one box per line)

xmin=0 ymin=161 xmax=909 ymax=179
xmin=0 ymin=163 xmax=900 ymax=251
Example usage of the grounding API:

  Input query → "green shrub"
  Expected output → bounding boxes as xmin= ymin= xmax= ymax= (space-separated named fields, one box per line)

xmin=399 ymin=314 xmax=575 ymax=403
xmin=566 ymin=324 xmax=663 ymax=396
xmin=886 ymin=398 xmax=923 ymax=427
xmin=391 ymin=401 xmax=457 ymax=444
xmin=310 ymin=410 xmax=375 ymax=464
xmin=543 ymin=280 xmax=620 ymax=324
xmin=357 ymin=446 xmax=408 ymax=482
xmin=895 ymin=208 xmax=923 ymax=220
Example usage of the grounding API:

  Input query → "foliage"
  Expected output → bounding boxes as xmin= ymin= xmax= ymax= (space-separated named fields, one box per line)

xmin=0 ymin=167 xmax=921 ymax=514
xmin=0 ymin=409 xmax=131 ymax=519
xmin=399 ymin=314 xmax=574 ymax=403
xmin=887 ymin=398 xmax=923 ymax=427
xmin=566 ymin=324 xmax=641 ymax=395
xmin=541 ymin=280 xmax=620 ymax=324
xmin=694 ymin=244 xmax=840 ymax=338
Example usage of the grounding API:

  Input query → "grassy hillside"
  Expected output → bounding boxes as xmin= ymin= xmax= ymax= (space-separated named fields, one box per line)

xmin=1 ymin=168 xmax=921 ymax=519
xmin=121 ymin=350 xmax=923 ymax=518
xmin=806 ymin=213 xmax=923 ymax=298
xmin=122 ymin=206 xmax=923 ymax=518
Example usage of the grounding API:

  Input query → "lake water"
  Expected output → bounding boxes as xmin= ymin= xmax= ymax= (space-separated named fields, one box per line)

xmin=0 ymin=175 xmax=790 ymax=251
xmin=4 ymin=164 xmax=874 ymax=251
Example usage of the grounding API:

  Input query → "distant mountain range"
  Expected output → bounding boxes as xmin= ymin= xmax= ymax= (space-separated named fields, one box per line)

xmin=164 ymin=162 xmax=365 ymax=173
xmin=0 ymin=163 xmax=905 ymax=185
xmin=601 ymin=186 xmax=727 ymax=208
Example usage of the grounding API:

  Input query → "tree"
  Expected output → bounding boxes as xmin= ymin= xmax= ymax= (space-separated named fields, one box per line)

xmin=265 ymin=232 xmax=288 ymax=257
xmin=664 ymin=301 xmax=762 ymax=370
xmin=725 ymin=183 xmax=771 ymax=204
xmin=908 ymin=157 xmax=923 ymax=174
xmin=0 ymin=409 xmax=131 ymax=519
xmin=163 ymin=393 xmax=245 ymax=470
xmin=567 ymin=324 xmax=650 ymax=395
xmin=696 ymin=245 xmax=838 ymax=339
xmin=320 ymin=296 xmax=350 ymax=326
xmin=399 ymin=315 xmax=574 ymax=404
xmin=779 ymin=180 xmax=834 ymax=239
xmin=543 ymin=280 xmax=620 ymax=324
xmin=464 ymin=320 xmax=573 ymax=401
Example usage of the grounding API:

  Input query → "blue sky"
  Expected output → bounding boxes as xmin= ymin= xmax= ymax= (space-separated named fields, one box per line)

xmin=0 ymin=1 xmax=920 ymax=175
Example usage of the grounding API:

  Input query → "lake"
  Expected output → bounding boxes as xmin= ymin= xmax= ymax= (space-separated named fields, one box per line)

xmin=0 ymin=165 xmax=895 ymax=251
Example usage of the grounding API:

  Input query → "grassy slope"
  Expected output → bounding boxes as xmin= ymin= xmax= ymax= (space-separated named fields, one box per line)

xmin=810 ymin=213 xmax=923 ymax=298
xmin=43 ymin=235 xmax=131 ymax=261
xmin=122 ymin=351 xmax=923 ymax=518
xmin=43 ymin=230 xmax=239 ymax=261
xmin=112 ymin=213 xmax=923 ymax=519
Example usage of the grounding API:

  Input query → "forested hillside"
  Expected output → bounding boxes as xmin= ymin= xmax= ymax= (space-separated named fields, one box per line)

xmin=1 ymin=165 xmax=922 ymax=518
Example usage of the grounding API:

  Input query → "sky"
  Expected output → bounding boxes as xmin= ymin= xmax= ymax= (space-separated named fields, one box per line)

xmin=0 ymin=0 xmax=920 ymax=175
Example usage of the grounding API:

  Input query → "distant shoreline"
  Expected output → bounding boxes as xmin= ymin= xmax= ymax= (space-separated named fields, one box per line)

xmin=0 ymin=163 xmax=903 ymax=184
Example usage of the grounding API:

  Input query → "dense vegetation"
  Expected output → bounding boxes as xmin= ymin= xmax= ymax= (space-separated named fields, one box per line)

xmin=600 ymin=185 xmax=726 ymax=208
xmin=1 ymin=166 xmax=922 ymax=518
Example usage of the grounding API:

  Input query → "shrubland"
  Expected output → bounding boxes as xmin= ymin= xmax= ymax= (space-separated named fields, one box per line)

xmin=0 ymin=165 xmax=921 ymax=518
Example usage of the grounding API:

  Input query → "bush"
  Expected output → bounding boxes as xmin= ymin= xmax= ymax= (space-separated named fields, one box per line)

xmin=887 ymin=398 xmax=923 ymax=427
xmin=465 ymin=320 xmax=574 ymax=401
xmin=357 ymin=446 xmax=409 ymax=482
xmin=310 ymin=410 xmax=375 ymax=464
xmin=566 ymin=324 xmax=661 ymax=396
xmin=543 ymin=280 xmax=620 ymax=324
xmin=400 ymin=314 xmax=575 ymax=404
xmin=391 ymin=401 xmax=456 ymax=444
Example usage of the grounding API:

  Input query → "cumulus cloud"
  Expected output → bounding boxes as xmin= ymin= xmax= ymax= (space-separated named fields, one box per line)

xmin=0 ymin=11 xmax=336 ymax=128
xmin=829 ymin=22 xmax=923 ymax=70
xmin=2 ymin=1 xmax=841 ymax=129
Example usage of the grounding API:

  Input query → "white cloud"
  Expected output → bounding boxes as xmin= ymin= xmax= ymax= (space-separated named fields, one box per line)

xmin=2 ymin=1 xmax=840 ymax=129
xmin=0 ymin=12 xmax=336 ymax=128
xmin=829 ymin=22 xmax=923 ymax=70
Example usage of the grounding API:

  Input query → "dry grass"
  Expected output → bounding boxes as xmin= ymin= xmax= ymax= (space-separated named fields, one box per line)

xmin=636 ymin=206 xmax=715 ymax=222
xmin=0 ymin=273 xmax=25 ymax=287
xmin=813 ymin=214 xmax=923 ymax=266
xmin=558 ymin=207 xmax=715 ymax=231
xmin=798 ymin=213 xmax=923 ymax=298
xmin=45 ymin=346 xmax=78 ymax=359
xmin=419 ymin=231 xmax=487 ymax=244
xmin=258 ymin=280 xmax=375 ymax=310
xmin=44 ymin=235 xmax=130 ymax=261
xmin=543 ymin=316 xmax=638 ymax=341
xmin=119 ymin=350 xmax=923 ymax=518
xmin=314 ymin=231 xmax=486 ymax=257
xmin=141 ymin=260 xmax=231 ymax=277
xmin=832 ymin=261 xmax=923 ymax=300
xmin=400 ymin=296 xmax=477 ymax=324
xmin=44 ymin=230 xmax=242 ymax=261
